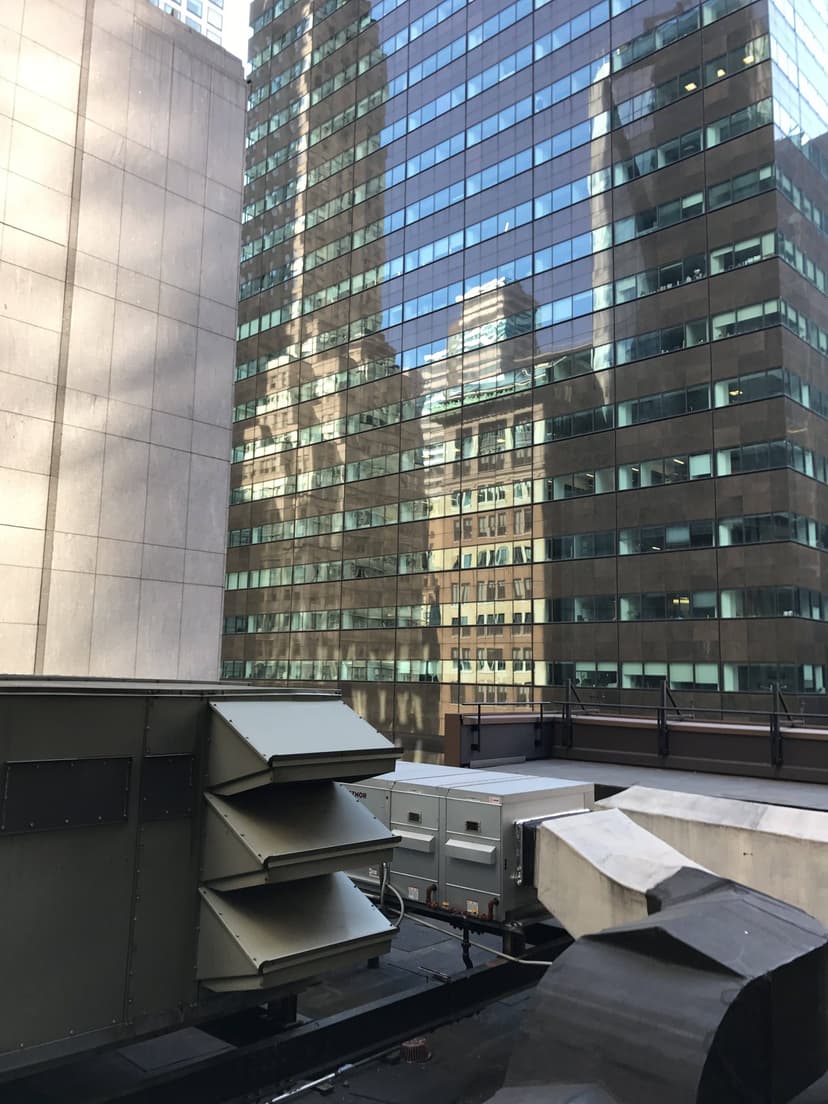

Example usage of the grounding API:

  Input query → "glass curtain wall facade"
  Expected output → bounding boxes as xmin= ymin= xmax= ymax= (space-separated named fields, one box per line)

xmin=147 ymin=0 xmax=229 ymax=45
xmin=225 ymin=0 xmax=828 ymax=750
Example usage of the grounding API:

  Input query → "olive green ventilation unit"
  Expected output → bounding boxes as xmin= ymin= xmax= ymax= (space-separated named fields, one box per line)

xmin=0 ymin=683 xmax=401 ymax=1080
xmin=198 ymin=697 xmax=399 ymax=991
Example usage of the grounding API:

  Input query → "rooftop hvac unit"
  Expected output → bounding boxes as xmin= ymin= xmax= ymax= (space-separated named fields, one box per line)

xmin=442 ymin=776 xmax=593 ymax=920
xmin=349 ymin=763 xmax=593 ymax=920
xmin=347 ymin=763 xmax=513 ymax=887
xmin=0 ymin=683 xmax=400 ymax=1078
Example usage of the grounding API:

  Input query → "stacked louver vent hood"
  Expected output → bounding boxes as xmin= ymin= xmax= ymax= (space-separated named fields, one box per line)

xmin=197 ymin=699 xmax=400 ymax=992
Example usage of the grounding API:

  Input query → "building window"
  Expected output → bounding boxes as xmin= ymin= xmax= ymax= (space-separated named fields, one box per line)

xmin=622 ymin=664 xmax=720 ymax=691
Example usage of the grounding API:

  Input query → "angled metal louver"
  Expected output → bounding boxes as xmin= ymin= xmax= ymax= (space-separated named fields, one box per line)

xmin=202 ymin=783 xmax=399 ymax=889
xmin=198 ymin=875 xmax=393 ymax=992
xmin=208 ymin=699 xmax=400 ymax=792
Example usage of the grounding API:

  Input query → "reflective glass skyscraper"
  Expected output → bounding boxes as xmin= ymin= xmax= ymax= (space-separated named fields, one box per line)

xmin=147 ymin=0 xmax=234 ymax=47
xmin=225 ymin=0 xmax=828 ymax=751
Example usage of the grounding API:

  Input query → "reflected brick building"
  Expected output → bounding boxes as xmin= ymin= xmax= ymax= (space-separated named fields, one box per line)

xmin=225 ymin=0 xmax=828 ymax=751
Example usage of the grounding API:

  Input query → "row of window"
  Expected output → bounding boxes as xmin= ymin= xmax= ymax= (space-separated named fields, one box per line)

xmin=243 ymin=187 xmax=780 ymax=358
xmin=244 ymin=18 xmax=774 ymax=266
xmin=554 ymin=436 xmax=828 ymax=501
xmin=547 ymin=588 xmax=828 ymax=622
xmin=248 ymin=16 xmax=310 ymax=80
xmin=223 ymin=586 xmax=828 ymax=636
xmin=248 ymin=0 xmax=753 ymax=211
xmin=248 ymin=0 xmax=528 ymax=147
xmin=251 ymin=0 xmax=349 ymax=39
xmin=611 ymin=0 xmax=743 ymax=71
xmin=220 ymin=659 xmax=827 ymax=694
xmin=230 ymin=286 xmax=828 ymax=491
xmin=241 ymin=103 xmax=664 ymax=273
xmin=227 ymin=479 xmax=828 ymax=591
xmin=238 ymin=114 xmax=774 ymax=355
xmin=229 ymin=478 xmax=534 ymax=530
xmin=252 ymin=8 xmax=767 ymax=228
xmin=228 ymin=512 xmax=828 ymax=575
xmin=238 ymin=141 xmax=779 ymax=406
xmin=225 ymin=605 xmax=532 ymax=635
xmin=249 ymin=0 xmax=606 ymax=117
xmin=233 ymin=361 xmax=828 ymax=488
xmin=242 ymin=199 xmax=769 ymax=376
xmin=231 ymin=295 xmax=826 ymax=482
xmin=250 ymin=0 xmax=676 ymax=66
xmin=251 ymin=0 xmax=457 ymax=71
xmin=552 ymin=663 xmax=825 ymax=693
xmin=245 ymin=0 xmax=750 ymax=187
xmin=248 ymin=55 xmax=309 ymax=113
xmin=234 ymin=294 xmax=820 ymax=470
xmin=552 ymin=513 xmax=828 ymax=559
xmin=777 ymin=118 xmax=828 ymax=203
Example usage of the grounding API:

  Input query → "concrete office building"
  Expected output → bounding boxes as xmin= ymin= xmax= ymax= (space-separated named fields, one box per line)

xmin=225 ymin=0 xmax=828 ymax=750
xmin=0 ymin=0 xmax=245 ymax=679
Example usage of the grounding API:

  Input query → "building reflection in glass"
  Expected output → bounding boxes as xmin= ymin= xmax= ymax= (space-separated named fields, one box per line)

xmin=226 ymin=0 xmax=828 ymax=753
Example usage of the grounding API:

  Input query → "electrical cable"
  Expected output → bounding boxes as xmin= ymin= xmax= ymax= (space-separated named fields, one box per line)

xmin=386 ymin=881 xmax=406 ymax=927
xmin=265 ymin=1064 xmax=355 ymax=1103
xmin=379 ymin=860 xmax=389 ymax=910
xmin=403 ymin=912 xmax=557 ymax=967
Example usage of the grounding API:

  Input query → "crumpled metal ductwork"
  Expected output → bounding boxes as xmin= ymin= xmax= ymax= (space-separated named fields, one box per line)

xmin=489 ymin=811 xmax=828 ymax=1104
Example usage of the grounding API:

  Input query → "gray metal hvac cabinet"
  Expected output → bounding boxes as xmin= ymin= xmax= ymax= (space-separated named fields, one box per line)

xmin=0 ymin=681 xmax=398 ymax=1080
xmin=347 ymin=760 xmax=444 ymax=828
xmin=442 ymin=776 xmax=593 ymax=920
xmin=347 ymin=764 xmax=592 ymax=921
xmin=345 ymin=761 xmax=449 ymax=883
xmin=388 ymin=768 xmax=516 ymax=904
xmin=346 ymin=764 xmax=516 ymax=898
